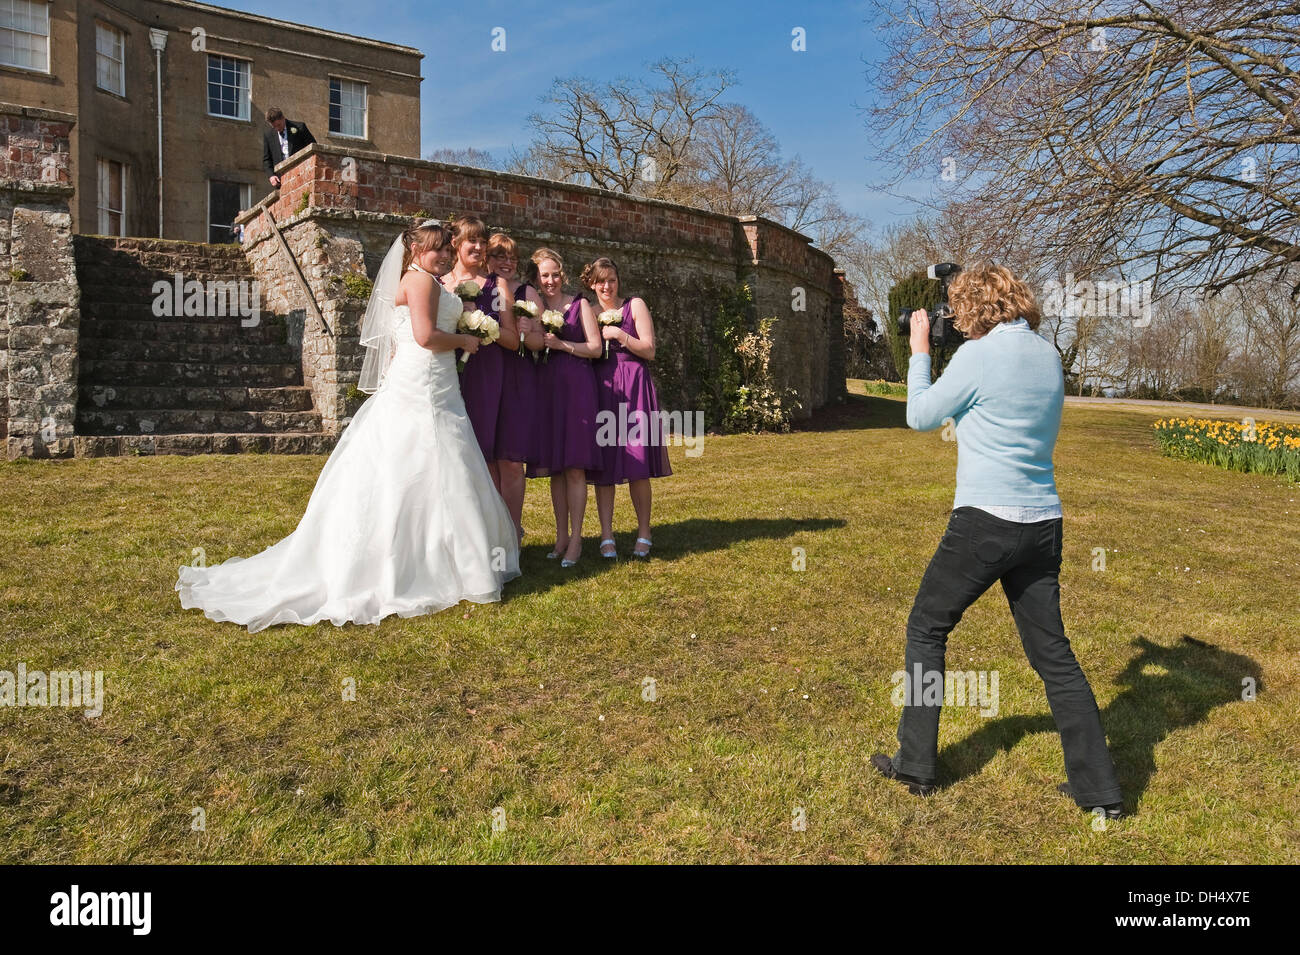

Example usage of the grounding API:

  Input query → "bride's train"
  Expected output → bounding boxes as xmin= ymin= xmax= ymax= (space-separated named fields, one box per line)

xmin=176 ymin=273 xmax=520 ymax=632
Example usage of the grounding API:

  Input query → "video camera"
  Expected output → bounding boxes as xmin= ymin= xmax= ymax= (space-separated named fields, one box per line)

xmin=897 ymin=263 xmax=963 ymax=346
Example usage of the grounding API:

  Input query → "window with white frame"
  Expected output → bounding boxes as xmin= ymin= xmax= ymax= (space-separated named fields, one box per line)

xmin=329 ymin=77 xmax=367 ymax=138
xmin=0 ymin=0 xmax=50 ymax=72
xmin=97 ymin=158 xmax=126 ymax=236
xmin=207 ymin=53 xmax=250 ymax=120
xmin=95 ymin=22 xmax=125 ymax=95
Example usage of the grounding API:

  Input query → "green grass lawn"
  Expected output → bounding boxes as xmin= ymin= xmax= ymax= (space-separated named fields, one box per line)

xmin=1 ymin=382 xmax=1296 ymax=863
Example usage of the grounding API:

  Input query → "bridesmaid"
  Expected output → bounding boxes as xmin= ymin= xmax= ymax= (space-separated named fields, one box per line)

xmin=439 ymin=215 xmax=519 ymax=514
xmin=583 ymin=256 xmax=672 ymax=559
xmin=487 ymin=232 xmax=544 ymax=537
xmin=525 ymin=248 xmax=602 ymax=567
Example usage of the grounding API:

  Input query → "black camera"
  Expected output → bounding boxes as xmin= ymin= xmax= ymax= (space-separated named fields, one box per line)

xmin=898 ymin=263 xmax=963 ymax=345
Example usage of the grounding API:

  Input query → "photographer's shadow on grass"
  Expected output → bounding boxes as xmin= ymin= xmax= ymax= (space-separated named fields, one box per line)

xmin=509 ymin=515 xmax=846 ymax=592
xmin=939 ymin=635 xmax=1263 ymax=812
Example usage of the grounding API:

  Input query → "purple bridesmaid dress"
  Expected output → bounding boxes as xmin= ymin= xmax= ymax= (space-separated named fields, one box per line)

xmin=587 ymin=297 xmax=673 ymax=485
xmin=457 ymin=272 xmax=505 ymax=461
xmin=495 ymin=282 xmax=539 ymax=463
xmin=527 ymin=296 xmax=601 ymax=478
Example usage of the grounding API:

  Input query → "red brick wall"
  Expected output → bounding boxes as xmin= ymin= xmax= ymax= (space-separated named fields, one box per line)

xmin=243 ymin=145 xmax=812 ymax=270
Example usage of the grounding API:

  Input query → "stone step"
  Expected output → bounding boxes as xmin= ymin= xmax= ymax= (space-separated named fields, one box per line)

xmin=73 ymin=235 xmax=250 ymax=261
xmin=79 ymin=384 xmax=315 ymax=412
xmin=80 ymin=317 xmax=291 ymax=345
xmin=72 ymin=254 xmax=252 ymax=274
xmin=76 ymin=262 xmax=255 ymax=282
xmin=77 ymin=280 xmax=264 ymax=306
xmin=75 ymin=432 xmax=337 ymax=457
xmin=81 ymin=336 xmax=298 ymax=365
xmin=78 ymin=301 xmax=278 ymax=325
xmin=80 ymin=358 xmax=303 ymax=387
xmin=77 ymin=407 xmax=323 ymax=435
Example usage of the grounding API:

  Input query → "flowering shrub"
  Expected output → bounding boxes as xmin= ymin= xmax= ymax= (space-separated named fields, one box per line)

xmin=725 ymin=316 xmax=802 ymax=433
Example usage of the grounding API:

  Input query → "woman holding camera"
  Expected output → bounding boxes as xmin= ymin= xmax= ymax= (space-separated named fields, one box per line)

xmin=872 ymin=264 xmax=1125 ymax=819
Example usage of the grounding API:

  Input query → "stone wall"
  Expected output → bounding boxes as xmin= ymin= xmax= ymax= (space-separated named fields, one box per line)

xmin=1 ymin=104 xmax=79 ymax=459
xmin=237 ymin=144 xmax=844 ymax=427
xmin=241 ymin=214 xmax=367 ymax=432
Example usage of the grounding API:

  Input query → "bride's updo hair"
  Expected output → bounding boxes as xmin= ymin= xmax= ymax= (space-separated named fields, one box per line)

xmin=449 ymin=214 xmax=488 ymax=256
xmin=581 ymin=256 xmax=619 ymax=290
xmin=529 ymin=247 xmax=566 ymax=286
xmin=401 ymin=219 xmax=451 ymax=274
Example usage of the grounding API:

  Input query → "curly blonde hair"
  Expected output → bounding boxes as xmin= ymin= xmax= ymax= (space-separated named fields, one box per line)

xmin=529 ymin=247 xmax=566 ymax=286
xmin=948 ymin=264 xmax=1041 ymax=337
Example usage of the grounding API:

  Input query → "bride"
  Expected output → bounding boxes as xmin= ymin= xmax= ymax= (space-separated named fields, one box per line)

xmin=176 ymin=219 xmax=521 ymax=633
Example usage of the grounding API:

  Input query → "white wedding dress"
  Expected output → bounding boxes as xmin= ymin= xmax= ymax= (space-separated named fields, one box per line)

xmin=176 ymin=281 xmax=521 ymax=633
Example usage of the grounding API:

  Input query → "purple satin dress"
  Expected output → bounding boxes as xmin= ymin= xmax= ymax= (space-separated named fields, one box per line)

xmin=495 ymin=282 xmax=539 ymax=463
xmin=527 ymin=296 xmax=601 ymax=478
xmin=457 ymin=272 xmax=505 ymax=461
xmin=587 ymin=297 xmax=673 ymax=485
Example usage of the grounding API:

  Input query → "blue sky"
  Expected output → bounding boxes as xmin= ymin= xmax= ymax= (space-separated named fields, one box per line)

xmin=221 ymin=0 xmax=917 ymax=231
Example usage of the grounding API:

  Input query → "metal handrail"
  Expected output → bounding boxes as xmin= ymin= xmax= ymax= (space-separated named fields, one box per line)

xmin=261 ymin=204 xmax=333 ymax=337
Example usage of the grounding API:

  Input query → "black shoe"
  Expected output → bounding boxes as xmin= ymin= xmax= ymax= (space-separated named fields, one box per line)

xmin=1057 ymin=782 xmax=1127 ymax=819
xmin=870 ymin=753 xmax=936 ymax=797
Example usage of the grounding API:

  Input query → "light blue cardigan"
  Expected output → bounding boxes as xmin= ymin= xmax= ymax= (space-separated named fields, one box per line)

xmin=906 ymin=319 xmax=1064 ymax=509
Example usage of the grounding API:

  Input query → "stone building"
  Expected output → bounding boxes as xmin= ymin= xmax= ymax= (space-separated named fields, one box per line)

xmin=0 ymin=0 xmax=421 ymax=241
xmin=2 ymin=2 xmax=846 ymax=461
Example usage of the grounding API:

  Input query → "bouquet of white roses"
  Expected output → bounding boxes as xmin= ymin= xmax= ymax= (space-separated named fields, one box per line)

xmin=540 ymin=309 xmax=565 ymax=364
xmin=598 ymin=309 xmax=623 ymax=361
xmin=512 ymin=298 xmax=539 ymax=357
xmin=457 ymin=308 xmax=500 ymax=368
xmin=454 ymin=280 xmax=482 ymax=304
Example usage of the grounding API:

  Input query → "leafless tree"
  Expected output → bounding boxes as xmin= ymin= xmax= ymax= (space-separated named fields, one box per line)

xmin=1217 ymin=278 xmax=1300 ymax=405
xmin=676 ymin=103 xmax=787 ymax=215
xmin=868 ymin=0 xmax=1300 ymax=298
xmin=523 ymin=66 xmax=868 ymax=258
xmin=426 ymin=147 xmax=502 ymax=169
xmin=524 ymin=57 xmax=735 ymax=197
xmin=671 ymin=104 xmax=867 ymax=252
xmin=843 ymin=205 xmax=1026 ymax=321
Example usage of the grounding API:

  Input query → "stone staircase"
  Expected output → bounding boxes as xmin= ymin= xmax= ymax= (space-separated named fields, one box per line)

xmin=73 ymin=236 xmax=335 ymax=455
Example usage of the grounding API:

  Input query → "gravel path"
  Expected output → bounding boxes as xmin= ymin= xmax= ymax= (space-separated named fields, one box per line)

xmin=1064 ymin=395 xmax=1300 ymax=423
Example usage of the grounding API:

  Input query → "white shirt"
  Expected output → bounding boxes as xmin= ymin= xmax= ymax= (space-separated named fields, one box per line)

xmin=969 ymin=318 xmax=1063 ymax=522
xmin=278 ymin=128 xmax=290 ymax=160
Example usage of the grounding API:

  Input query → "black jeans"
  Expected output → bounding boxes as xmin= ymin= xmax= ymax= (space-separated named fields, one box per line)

xmin=892 ymin=506 xmax=1123 ymax=807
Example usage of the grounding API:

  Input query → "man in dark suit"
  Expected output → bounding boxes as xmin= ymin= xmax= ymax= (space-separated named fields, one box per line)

xmin=262 ymin=106 xmax=317 ymax=189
